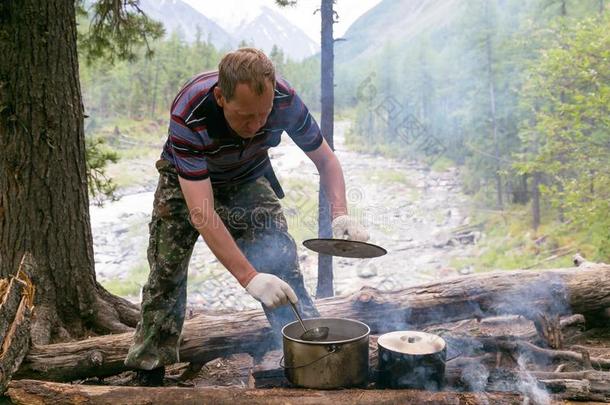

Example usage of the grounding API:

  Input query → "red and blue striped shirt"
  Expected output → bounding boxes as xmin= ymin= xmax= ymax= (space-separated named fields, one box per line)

xmin=161 ymin=71 xmax=323 ymax=185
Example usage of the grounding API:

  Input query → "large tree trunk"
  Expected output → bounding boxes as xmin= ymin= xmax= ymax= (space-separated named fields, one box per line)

xmin=0 ymin=0 xmax=138 ymax=344
xmin=7 ymin=380 xmax=527 ymax=405
xmin=14 ymin=266 xmax=610 ymax=382
xmin=316 ymin=0 xmax=335 ymax=299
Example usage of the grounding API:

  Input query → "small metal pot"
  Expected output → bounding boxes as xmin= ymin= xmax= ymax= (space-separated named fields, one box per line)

xmin=282 ymin=317 xmax=370 ymax=389
xmin=377 ymin=331 xmax=447 ymax=390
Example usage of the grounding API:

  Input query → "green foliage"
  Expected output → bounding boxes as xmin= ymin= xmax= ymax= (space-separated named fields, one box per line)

xmin=80 ymin=32 xmax=319 ymax=122
xmin=516 ymin=12 xmax=610 ymax=260
xmin=78 ymin=0 xmax=165 ymax=63
xmin=86 ymin=136 xmax=119 ymax=204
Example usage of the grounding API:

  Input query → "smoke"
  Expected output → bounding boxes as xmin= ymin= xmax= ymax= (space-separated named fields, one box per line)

xmin=516 ymin=354 xmax=551 ymax=405
xmin=460 ymin=361 xmax=490 ymax=392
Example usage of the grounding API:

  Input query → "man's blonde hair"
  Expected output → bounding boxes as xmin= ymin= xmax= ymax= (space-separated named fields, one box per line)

xmin=218 ymin=48 xmax=276 ymax=101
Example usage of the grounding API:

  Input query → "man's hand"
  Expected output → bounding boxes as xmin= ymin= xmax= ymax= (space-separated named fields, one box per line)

xmin=246 ymin=273 xmax=298 ymax=309
xmin=332 ymin=215 xmax=369 ymax=242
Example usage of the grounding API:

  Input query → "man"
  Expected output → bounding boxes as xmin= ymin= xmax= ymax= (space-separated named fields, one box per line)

xmin=124 ymin=48 xmax=368 ymax=385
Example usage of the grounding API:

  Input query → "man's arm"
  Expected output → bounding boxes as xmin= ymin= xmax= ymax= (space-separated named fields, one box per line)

xmin=304 ymin=139 xmax=347 ymax=220
xmin=178 ymin=177 xmax=297 ymax=307
xmin=305 ymin=139 xmax=369 ymax=241
xmin=179 ymin=176 xmax=256 ymax=287
xmin=275 ymin=77 xmax=368 ymax=241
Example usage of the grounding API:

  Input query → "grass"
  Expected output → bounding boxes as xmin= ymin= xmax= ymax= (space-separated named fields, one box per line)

xmin=369 ymin=169 xmax=413 ymax=186
xmin=449 ymin=201 xmax=597 ymax=272
xmin=430 ymin=156 xmax=454 ymax=172
xmin=101 ymin=263 xmax=149 ymax=297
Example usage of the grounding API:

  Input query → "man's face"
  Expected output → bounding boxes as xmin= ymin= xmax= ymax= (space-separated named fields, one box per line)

xmin=214 ymin=80 xmax=274 ymax=138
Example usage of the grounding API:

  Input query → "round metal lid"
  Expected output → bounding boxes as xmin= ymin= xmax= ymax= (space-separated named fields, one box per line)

xmin=378 ymin=331 xmax=446 ymax=355
xmin=302 ymin=238 xmax=387 ymax=258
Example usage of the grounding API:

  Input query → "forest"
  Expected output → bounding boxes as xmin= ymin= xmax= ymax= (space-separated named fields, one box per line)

xmin=81 ymin=0 xmax=610 ymax=265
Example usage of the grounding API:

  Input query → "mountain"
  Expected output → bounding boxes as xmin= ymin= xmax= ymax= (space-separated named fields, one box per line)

xmin=232 ymin=6 xmax=318 ymax=61
xmin=139 ymin=0 xmax=318 ymax=60
xmin=139 ymin=0 xmax=235 ymax=49
xmin=336 ymin=0 xmax=460 ymax=63
xmin=85 ymin=0 xmax=234 ymax=47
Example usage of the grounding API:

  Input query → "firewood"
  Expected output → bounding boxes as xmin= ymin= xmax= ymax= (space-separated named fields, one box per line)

xmin=0 ymin=254 xmax=36 ymax=394
xmin=530 ymin=370 xmax=610 ymax=402
xmin=487 ymin=369 xmax=610 ymax=401
xmin=13 ymin=266 xmax=610 ymax=383
xmin=448 ymin=336 xmax=610 ymax=370
xmin=533 ymin=313 xmax=563 ymax=349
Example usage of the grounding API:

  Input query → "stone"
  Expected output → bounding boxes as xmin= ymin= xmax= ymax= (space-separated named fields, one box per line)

xmin=357 ymin=263 xmax=378 ymax=279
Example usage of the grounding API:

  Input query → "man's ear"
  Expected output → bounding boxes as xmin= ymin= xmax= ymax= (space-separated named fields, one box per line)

xmin=213 ymin=87 xmax=224 ymax=108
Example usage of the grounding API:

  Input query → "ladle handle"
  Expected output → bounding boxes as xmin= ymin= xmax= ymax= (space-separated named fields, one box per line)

xmin=290 ymin=302 xmax=308 ymax=333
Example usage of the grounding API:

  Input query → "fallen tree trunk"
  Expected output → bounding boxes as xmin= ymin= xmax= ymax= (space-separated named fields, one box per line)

xmin=14 ymin=266 xmax=610 ymax=382
xmin=6 ymin=379 xmax=526 ymax=405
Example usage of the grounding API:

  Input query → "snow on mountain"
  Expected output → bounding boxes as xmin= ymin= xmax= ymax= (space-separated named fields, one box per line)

xmin=233 ymin=6 xmax=318 ymax=60
xmin=139 ymin=0 xmax=235 ymax=49
xmin=140 ymin=0 xmax=319 ymax=60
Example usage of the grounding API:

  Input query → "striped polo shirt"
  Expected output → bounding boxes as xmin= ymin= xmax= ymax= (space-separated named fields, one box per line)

xmin=161 ymin=71 xmax=323 ymax=185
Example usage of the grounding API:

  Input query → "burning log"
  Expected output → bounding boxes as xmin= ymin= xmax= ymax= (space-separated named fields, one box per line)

xmin=6 ymin=379 xmax=526 ymax=405
xmin=13 ymin=265 xmax=610 ymax=382
xmin=0 ymin=254 xmax=35 ymax=394
xmin=491 ymin=370 xmax=610 ymax=402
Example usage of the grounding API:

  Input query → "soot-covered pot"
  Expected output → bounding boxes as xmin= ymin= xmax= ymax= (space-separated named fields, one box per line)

xmin=377 ymin=330 xmax=447 ymax=390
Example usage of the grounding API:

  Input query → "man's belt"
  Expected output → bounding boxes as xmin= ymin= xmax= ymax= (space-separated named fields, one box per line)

xmin=263 ymin=164 xmax=285 ymax=199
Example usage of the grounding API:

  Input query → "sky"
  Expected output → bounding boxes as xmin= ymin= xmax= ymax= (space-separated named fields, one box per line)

xmin=181 ymin=0 xmax=383 ymax=44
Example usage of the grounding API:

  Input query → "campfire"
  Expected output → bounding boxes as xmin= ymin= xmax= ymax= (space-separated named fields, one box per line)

xmin=3 ymin=256 xmax=610 ymax=404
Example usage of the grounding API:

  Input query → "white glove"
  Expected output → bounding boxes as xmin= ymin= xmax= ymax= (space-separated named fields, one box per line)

xmin=332 ymin=215 xmax=370 ymax=242
xmin=245 ymin=273 xmax=298 ymax=309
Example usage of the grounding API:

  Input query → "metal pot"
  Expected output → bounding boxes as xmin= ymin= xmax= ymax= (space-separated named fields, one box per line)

xmin=282 ymin=317 xmax=370 ymax=389
xmin=377 ymin=331 xmax=446 ymax=390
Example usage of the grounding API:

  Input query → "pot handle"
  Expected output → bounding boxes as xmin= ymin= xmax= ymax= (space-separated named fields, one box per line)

xmin=279 ymin=345 xmax=339 ymax=370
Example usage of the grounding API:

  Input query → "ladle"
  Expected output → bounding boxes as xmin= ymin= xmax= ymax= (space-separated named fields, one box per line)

xmin=290 ymin=302 xmax=329 ymax=341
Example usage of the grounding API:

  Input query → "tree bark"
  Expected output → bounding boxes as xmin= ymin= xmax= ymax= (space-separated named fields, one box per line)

xmin=0 ymin=0 xmax=138 ymax=344
xmin=13 ymin=266 xmax=610 ymax=382
xmin=317 ymin=0 xmax=336 ymax=299
xmin=7 ymin=380 xmax=526 ymax=405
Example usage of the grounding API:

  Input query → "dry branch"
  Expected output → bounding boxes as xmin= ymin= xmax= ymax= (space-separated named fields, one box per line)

xmin=0 ymin=254 xmax=36 ymax=393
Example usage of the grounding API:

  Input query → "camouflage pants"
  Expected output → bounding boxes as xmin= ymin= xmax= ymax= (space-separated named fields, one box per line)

xmin=124 ymin=159 xmax=319 ymax=370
